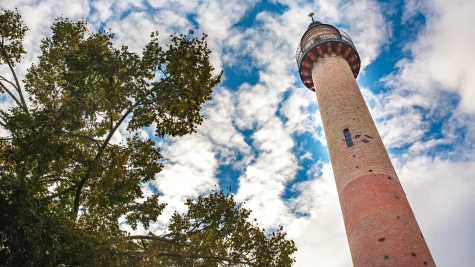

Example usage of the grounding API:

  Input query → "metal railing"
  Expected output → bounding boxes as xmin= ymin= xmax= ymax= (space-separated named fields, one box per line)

xmin=296 ymin=28 xmax=356 ymax=69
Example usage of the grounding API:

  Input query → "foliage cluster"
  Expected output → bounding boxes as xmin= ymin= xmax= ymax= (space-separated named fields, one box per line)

xmin=0 ymin=9 xmax=296 ymax=266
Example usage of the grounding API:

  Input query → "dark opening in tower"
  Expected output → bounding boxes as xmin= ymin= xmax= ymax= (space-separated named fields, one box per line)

xmin=344 ymin=128 xmax=353 ymax=147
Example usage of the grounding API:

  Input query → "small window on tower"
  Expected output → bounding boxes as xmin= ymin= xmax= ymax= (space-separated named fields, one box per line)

xmin=344 ymin=128 xmax=353 ymax=147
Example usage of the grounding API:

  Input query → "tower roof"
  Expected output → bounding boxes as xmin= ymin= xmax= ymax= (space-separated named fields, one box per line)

xmin=308 ymin=21 xmax=322 ymax=28
xmin=296 ymin=19 xmax=361 ymax=91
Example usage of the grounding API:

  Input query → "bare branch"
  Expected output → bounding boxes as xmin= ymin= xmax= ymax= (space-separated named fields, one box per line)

xmin=0 ymin=76 xmax=18 ymax=89
xmin=0 ymin=45 xmax=29 ymax=115
xmin=0 ymin=80 xmax=24 ymax=109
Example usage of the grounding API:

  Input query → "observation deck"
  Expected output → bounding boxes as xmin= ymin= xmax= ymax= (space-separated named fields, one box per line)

xmin=296 ymin=21 xmax=361 ymax=91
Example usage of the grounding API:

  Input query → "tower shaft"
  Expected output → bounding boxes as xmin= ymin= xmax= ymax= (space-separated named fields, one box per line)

xmin=312 ymin=54 xmax=435 ymax=266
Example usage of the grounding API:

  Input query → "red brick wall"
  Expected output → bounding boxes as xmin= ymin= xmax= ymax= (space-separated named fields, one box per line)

xmin=312 ymin=54 xmax=435 ymax=266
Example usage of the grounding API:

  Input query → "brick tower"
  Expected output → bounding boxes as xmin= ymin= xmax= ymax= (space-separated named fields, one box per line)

xmin=296 ymin=16 xmax=435 ymax=266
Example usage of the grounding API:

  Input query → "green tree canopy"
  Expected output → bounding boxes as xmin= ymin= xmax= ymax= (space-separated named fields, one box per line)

xmin=0 ymin=9 xmax=296 ymax=266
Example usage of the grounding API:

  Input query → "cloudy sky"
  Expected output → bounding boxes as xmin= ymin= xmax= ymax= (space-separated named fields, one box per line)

xmin=2 ymin=0 xmax=475 ymax=266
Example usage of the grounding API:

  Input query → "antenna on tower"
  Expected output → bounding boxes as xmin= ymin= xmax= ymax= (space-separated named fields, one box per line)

xmin=308 ymin=12 xmax=315 ymax=22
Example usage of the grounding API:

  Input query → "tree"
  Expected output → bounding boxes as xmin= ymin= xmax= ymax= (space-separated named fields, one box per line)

xmin=0 ymin=9 xmax=296 ymax=266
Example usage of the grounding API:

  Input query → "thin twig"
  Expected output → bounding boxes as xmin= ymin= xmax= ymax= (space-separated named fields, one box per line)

xmin=140 ymin=239 xmax=148 ymax=251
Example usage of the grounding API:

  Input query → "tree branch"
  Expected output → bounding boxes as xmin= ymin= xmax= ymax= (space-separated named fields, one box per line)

xmin=41 ymin=183 xmax=79 ymax=200
xmin=0 ymin=76 xmax=18 ymax=90
xmin=140 ymin=239 xmax=147 ymax=251
xmin=155 ymin=251 xmax=255 ymax=266
xmin=128 ymin=235 xmax=183 ymax=246
xmin=72 ymin=102 xmax=141 ymax=220
xmin=64 ymin=131 xmax=101 ymax=150
xmin=169 ymin=218 xmax=225 ymax=243
xmin=0 ymin=45 xmax=29 ymax=116
xmin=0 ymin=80 xmax=24 ymax=109
xmin=159 ymin=67 xmax=169 ymax=78
xmin=39 ymin=177 xmax=77 ymax=184
xmin=110 ymin=115 xmax=113 ymax=132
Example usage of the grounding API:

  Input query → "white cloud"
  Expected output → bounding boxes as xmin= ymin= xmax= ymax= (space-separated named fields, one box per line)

xmin=235 ymin=116 xmax=297 ymax=227
xmin=147 ymin=0 xmax=198 ymax=12
xmin=303 ymin=0 xmax=391 ymax=69
xmin=280 ymin=87 xmax=319 ymax=135
xmin=286 ymin=162 xmax=352 ymax=267
xmin=387 ymin=0 xmax=475 ymax=114
xmin=89 ymin=0 xmax=115 ymax=23
xmin=398 ymin=159 xmax=475 ymax=267
xmin=361 ymin=86 xmax=430 ymax=148
xmin=201 ymin=88 xmax=251 ymax=165
xmin=155 ymin=134 xmax=218 ymax=199
xmin=340 ymin=0 xmax=392 ymax=69
xmin=104 ymin=10 xmax=193 ymax=53
xmin=126 ymin=87 xmax=252 ymax=235
xmin=373 ymin=0 xmax=475 ymax=154
xmin=195 ymin=0 xmax=259 ymax=74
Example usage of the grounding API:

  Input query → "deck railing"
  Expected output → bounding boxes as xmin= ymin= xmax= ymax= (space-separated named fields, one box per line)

xmin=296 ymin=28 xmax=356 ymax=68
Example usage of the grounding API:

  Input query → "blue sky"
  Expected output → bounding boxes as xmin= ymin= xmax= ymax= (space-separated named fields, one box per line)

xmin=2 ymin=0 xmax=475 ymax=266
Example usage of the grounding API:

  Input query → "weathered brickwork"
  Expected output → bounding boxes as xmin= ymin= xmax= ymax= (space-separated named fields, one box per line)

xmin=312 ymin=54 xmax=435 ymax=266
